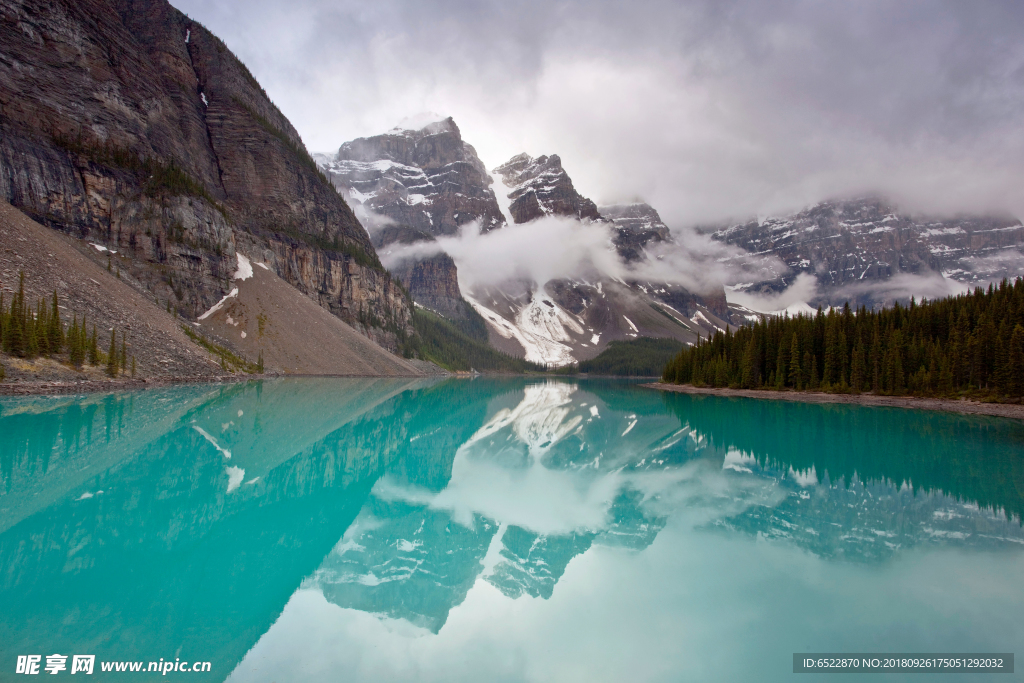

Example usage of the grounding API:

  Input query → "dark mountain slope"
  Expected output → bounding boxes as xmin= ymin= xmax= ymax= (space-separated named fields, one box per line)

xmin=0 ymin=0 xmax=410 ymax=351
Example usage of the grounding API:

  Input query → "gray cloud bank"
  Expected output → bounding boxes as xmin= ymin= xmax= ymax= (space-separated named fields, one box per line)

xmin=176 ymin=0 xmax=1024 ymax=228
xmin=379 ymin=217 xmax=783 ymax=298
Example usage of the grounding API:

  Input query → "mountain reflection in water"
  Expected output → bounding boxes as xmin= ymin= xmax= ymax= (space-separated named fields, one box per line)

xmin=0 ymin=378 xmax=1021 ymax=681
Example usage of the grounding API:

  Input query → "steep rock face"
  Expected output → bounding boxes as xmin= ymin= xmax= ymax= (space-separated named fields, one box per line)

xmin=387 ymin=253 xmax=469 ymax=319
xmin=0 ymin=0 xmax=410 ymax=351
xmin=368 ymin=221 xmax=474 ymax=320
xmin=319 ymin=118 xmax=503 ymax=319
xmin=710 ymin=197 xmax=1024 ymax=306
xmin=599 ymin=202 xmax=672 ymax=263
xmin=318 ymin=117 xmax=505 ymax=236
xmin=493 ymin=153 xmax=601 ymax=223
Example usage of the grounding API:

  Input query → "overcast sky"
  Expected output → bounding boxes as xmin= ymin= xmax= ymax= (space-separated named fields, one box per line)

xmin=174 ymin=0 xmax=1024 ymax=227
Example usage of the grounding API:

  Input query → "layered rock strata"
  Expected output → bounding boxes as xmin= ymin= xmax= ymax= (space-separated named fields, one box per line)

xmin=318 ymin=118 xmax=504 ymax=319
xmin=492 ymin=153 xmax=601 ymax=224
xmin=599 ymin=202 xmax=673 ymax=263
xmin=0 ymin=0 xmax=410 ymax=351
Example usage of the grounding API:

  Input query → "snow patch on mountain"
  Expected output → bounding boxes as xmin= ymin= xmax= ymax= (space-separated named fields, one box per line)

xmin=233 ymin=253 xmax=253 ymax=281
xmin=490 ymin=170 xmax=516 ymax=226
xmin=197 ymin=288 xmax=239 ymax=321
xmin=465 ymin=293 xmax=577 ymax=366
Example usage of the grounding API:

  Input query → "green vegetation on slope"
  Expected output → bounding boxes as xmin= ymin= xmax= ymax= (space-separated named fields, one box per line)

xmin=231 ymin=96 xmax=333 ymax=188
xmin=405 ymin=308 xmax=543 ymax=373
xmin=1 ymin=272 xmax=135 ymax=377
xmin=181 ymin=325 xmax=261 ymax=374
xmin=51 ymin=131 xmax=225 ymax=213
xmin=573 ymin=337 xmax=684 ymax=376
xmin=663 ymin=277 xmax=1024 ymax=401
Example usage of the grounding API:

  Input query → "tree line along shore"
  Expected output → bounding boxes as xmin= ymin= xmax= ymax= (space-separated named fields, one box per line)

xmin=662 ymin=277 xmax=1024 ymax=402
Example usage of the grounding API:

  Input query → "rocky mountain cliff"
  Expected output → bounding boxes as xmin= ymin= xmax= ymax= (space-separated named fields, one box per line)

xmin=599 ymin=202 xmax=673 ymax=263
xmin=709 ymin=197 xmax=1024 ymax=307
xmin=492 ymin=153 xmax=601 ymax=223
xmin=480 ymin=154 xmax=735 ymax=364
xmin=317 ymin=117 xmax=503 ymax=320
xmin=318 ymin=120 xmax=740 ymax=366
xmin=317 ymin=117 xmax=505 ymax=237
xmin=0 ymin=0 xmax=411 ymax=353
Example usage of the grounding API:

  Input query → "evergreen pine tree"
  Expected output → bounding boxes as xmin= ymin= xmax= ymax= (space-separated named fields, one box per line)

xmin=776 ymin=338 xmax=789 ymax=388
xmin=107 ymin=329 xmax=118 ymax=377
xmin=35 ymin=298 xmax=49 ymax=356
xmin=839 ymin=330 xmax=849 ymax=387
xmin=25 ymin=296 xmax=38 ymax=359
xmin=48 ymin=291 xmax=63 ymax=354
xmin=88 ymin=324 xmax=99 ymax=366
xmin=788 ymin=333 xmax=802 ymax=389
xmin=68 ymin=315 xmax=83 ymax=368
xmin=8 ymin=273 xmax=26 ymax=357
xmin=131 ymin=356 xmax=137 ymax=378
xmin=120 ymin=335 xmax=127 ymax=371
xmin=851 ymin=341 xmax=866 ymax=392
xmin=1008 ymin=325 xmax=1024 ymax=397
xmin=823 ymin=317 xmax=838 ymax=387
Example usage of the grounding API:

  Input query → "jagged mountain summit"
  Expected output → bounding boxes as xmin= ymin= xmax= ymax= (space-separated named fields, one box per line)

xmin=599 ymin=202 xmax=673 ymax=263
xmin=0 ymin=0 xmax=416 ymax=372
xmin=316 ymin=117 xmax=506 ymax=236
xmin=476 ymin=154 xmax=735 ymax=365
xmin=317 ymin=117 xmax=507 ymax=321
xmin=320 ymin=124 xmax=744 ymax=366
xmin=492 ymin=153 xmax=602 ymax=223
xmin=710 ymin=197 xmax=1024 ymax=307
xmin=319 ymin=119 xmax=741 ymax=367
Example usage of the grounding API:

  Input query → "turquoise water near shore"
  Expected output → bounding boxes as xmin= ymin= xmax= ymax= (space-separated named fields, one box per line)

xmin=1 ymin=378 xmax=1023 ymax=681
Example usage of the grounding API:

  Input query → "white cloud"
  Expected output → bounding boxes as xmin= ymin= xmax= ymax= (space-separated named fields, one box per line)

xmin=176 ymin=0 xmax=1024 ymax=228
xmin=832 ymin=272 xmax=970 ymax=305
xmin=379 ymin=215 xmax=788 ymax=296
xmin=726 ymin=273 xmax=819 ymax=315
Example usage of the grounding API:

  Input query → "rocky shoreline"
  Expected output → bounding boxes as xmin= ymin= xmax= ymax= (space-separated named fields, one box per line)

xmin=0 ymin=362 xmax=452 ymax=397
xmin=0 ymin=374 xmax=259 ymax=397
xmin=643 ymin=383 xmax=1024 ymax=421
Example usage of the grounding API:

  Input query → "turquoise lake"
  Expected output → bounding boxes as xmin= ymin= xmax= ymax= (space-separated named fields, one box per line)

xmin=1 ymin=378 xmax=1023 ymax=682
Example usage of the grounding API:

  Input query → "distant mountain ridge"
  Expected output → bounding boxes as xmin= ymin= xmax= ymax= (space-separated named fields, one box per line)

xmin=709 ymin=197 xmax=1024 ymax=307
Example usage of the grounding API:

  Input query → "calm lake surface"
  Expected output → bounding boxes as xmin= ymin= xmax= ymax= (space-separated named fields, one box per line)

xmin=2 ymin=378 xmax=1023 ymax=682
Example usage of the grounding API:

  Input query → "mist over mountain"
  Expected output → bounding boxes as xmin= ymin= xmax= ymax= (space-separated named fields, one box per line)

xmin=708 ymin=197 xmax=1024 ymax=310
xmin=173 ymin=0 xmax=1024 ymax=228
xmin=3 ymin=0 xmax=1023 ymax=376
xmin=320 ymin=119 xmax=743 ymax=366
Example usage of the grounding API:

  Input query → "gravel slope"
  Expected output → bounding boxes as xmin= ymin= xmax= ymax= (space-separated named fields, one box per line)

xmin=192 ymin=254 xmax=424 ymax=376
xmin=0 ymin=200 xmax=221 ymax=381
xmin=1 ymin=201 xmax=425 ymax=387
